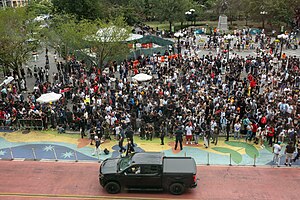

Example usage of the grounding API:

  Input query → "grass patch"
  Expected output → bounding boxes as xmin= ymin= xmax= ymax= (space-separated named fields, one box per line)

xmin=145 ymin=20 xmax=268 ymax=32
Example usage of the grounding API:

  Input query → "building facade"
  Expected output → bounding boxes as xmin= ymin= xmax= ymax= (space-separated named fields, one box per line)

xmin=0 ymin=0 xmax=28 ymax=8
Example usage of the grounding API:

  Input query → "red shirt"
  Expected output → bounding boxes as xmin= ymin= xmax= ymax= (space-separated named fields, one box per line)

xmin=267 ymin=127 xmax=274 ymax=137
xmin=247 ymin=74 xmax=253 ymax=81
xmin=94 ymin=85 xmax=99 ymax=93
xmin=0 ymin=111 xmax=5 ymax=119
xmin=252 ymin=123 xmax=258 ymax=132
xmin=158 ymin=90 xmax=164 ymax=96
xmin=250 ymin=80 xmax=256 ymax=88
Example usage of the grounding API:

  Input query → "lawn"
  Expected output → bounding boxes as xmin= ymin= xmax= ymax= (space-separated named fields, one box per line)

xmin=145 ymin=20 xmax=270 ymax=32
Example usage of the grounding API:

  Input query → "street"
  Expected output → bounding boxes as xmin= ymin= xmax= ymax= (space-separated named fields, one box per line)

xmin=0 ymin=161 xmax=299 ymax=200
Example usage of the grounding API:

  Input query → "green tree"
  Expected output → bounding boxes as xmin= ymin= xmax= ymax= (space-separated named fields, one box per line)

xmin=193 ymin=0 xmax=216 ymax=9
xmin=265 ymin=0 xmax=298 ymax=28
xmin=51 ymin=16 xmax=130 ymax=69
xmin=51 ymin=0 xmax=110 ymax=20
xmin=0 ymin=8 xmax=40 ymax=76
xmin=119 ymin=0 xmax=154 ymax=25
xmin=150 ymin=0 xmax=195 ymax=32
xmin=27 ymin=0 xmax=53 ymax=16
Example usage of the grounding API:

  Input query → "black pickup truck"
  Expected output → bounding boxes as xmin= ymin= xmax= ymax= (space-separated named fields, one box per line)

xmin=99 ymin=152 xmax=197 ymax=195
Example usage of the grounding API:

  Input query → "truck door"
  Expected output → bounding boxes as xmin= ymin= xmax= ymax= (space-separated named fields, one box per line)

xmin=137 ymin=165 xmax=162 ymax=188
xmin=121 ymin=165 xmax=142 ymax=188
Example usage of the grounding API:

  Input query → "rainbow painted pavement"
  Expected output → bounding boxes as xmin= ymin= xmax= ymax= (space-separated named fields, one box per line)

xmin=0 ymin=130 xmax=299 ymax=166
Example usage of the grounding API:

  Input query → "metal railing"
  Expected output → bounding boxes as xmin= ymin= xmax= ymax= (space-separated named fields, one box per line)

xmin=3 ymin=146 xmax=262 ymax=166
xmin=1 ymin=145 xmax=296 ymax=167
xmin=18 ymin=119 xmax=43 ymax=130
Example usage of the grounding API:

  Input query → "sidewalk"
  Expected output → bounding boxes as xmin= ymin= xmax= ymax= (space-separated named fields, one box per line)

xmin=0 ymin=131 xmax=299 ymax=167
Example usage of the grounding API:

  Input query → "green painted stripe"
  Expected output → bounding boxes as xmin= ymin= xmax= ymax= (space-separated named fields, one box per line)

xmin=212 ymin=147 xmax=243 ymax=164
xmin=225 ymin=141 xmax=260 ymax=158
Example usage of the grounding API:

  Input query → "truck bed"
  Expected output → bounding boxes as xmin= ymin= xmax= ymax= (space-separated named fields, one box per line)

xmin=162 ymin=157 xmax=197 ymax=174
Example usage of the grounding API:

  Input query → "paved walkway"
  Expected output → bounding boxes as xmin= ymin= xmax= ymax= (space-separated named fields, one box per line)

xmin=0 ymin=131 xmax=299 ymax=167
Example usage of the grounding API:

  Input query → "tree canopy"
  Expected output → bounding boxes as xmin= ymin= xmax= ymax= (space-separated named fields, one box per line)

xmin=48 ymin=16 xmax=130 ymax=68
xmin=0 ymin=8 xmax=40 ymax=76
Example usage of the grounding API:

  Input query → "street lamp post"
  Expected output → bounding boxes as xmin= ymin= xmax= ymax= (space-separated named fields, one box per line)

xmin=190 ymin=9 xmax=195 ymax=25
xmin=185 ymin=11 xmax=192 ymax=26
xmin=224 ymin=34 xmax=235 ymax=62
xmin=174 ymin=32 xmax=184 ymax=54
xmin=277 ymin=34 xmax=289 ymax=59
xmin=185 ymin=9 xmax=196 ymax=26
xmin=260 ymin=11 xmax=268 ymax=29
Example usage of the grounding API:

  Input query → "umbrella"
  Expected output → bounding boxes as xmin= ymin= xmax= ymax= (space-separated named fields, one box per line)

xmin=194 ymin=29 xmax=204 ymax=34
xmin=3 ymin=76 xmax=14 ymax=85
xmin=249 ymin=28 xmax=262 ymax=35
xmin=132 ymin=73 xmax=152 ymax=82
xmin=37 ymin=92 xmax=62 ymax=104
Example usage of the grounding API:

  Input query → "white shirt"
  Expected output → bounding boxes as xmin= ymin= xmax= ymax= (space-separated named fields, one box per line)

xmin=185 ymin=126 xmax=193 ymax=135
xmin=273 ymin=144 xmax=281 ymax=154
xmin=234 ymin=123 xmax=241 ymax=132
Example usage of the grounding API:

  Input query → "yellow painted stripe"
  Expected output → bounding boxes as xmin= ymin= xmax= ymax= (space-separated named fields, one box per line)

xmin=0 ymin=192 xmax=190 ymax=200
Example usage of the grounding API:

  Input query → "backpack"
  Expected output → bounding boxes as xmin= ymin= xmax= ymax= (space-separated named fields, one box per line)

xmin=103 ymin=148 xmax=109 ymax=155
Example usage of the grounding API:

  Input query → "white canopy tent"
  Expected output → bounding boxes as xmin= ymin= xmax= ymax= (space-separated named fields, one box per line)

xmin=85 ymin=26 xmax=143 ymax=43
xmin=0 ymin=76 xmax=14 ymax=87
xmin=125 ymin=34 xmax=143 ymax=42
xmin=36 ymin=92 xmax=62 ymax=104
xmin=132 ymin=73 xmax=153 ymax=82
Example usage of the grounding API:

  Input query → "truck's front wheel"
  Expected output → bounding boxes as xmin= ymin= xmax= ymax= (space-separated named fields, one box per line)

xmin=105 ymin=182 xmax=121 ymax=194
xmin=169 ymin=183 xmax=185 ymax=195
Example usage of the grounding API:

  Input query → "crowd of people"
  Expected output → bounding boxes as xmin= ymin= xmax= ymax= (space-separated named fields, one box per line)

xmin=0 ymin=28 xmax=299 ymax=164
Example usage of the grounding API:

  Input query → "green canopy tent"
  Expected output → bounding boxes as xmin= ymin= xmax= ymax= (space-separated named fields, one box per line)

xmin=129 ymin=35 xmax=174 ymax=58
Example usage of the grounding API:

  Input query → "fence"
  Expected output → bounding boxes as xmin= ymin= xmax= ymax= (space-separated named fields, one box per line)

xmin=2 ymin=147 xmax=257 ymax=165
xmin=1 ymin=144 xmax=284 ymax=167
xmin=1 ymin=146 xmax=102 ymax=163
xmin=0 ymin=119 xmax=44 ymax=131
xmin=18 ymin=119 xmax=43 ymax=130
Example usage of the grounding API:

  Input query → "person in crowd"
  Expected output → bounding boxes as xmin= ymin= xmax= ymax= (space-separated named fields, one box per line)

xmin=92 ymin=135 xmax=101 ymax=156
xmin=272 ymin=141 xmax=282 ymax=167
xmin=174 ymin=126 xmax=184 ymax=151
xmin=118 ymin=127 xmax=126 ymax=153
xmin=185 ymin=122 xmax=194 ymax=144
xmin=234 ymin=120 xmax=241 ymax=140
xmin=125 ymin=140 xmax=135 ymax=156
xmin=125 ymin=125 xmax=134 ymax=147
xmin=212 ymin=126 xmax=220 ymax=145
xmin=160 ymin=122 xmax=167 ymax=145
xmin=293 ymin=139 xmax=300 ymax=162
xmin=194 ymin=124 xmax=201 ymax=145
xmin=89 ymin=126 xmax=95 ymax=145
xmin=284 ymin=141 xmax=296 ymax=166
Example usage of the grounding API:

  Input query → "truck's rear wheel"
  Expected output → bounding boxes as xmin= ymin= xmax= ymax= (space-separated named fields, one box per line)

xmin=105 ymin=182 xmax=121 ymax=194
xmin=169 ymin=183 xmax=184 ymax=195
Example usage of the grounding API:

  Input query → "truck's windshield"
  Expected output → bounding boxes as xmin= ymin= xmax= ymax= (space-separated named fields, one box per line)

xmin=118 ymin=156 xmax=132 ymax=171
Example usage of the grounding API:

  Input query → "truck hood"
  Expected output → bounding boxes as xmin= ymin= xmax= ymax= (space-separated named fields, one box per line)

xmin=100 ymin=158 xmax=120 ymax=174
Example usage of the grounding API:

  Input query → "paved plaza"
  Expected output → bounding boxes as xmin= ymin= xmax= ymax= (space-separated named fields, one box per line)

xmin=0 ymin=36 xmax=300 ymax=167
